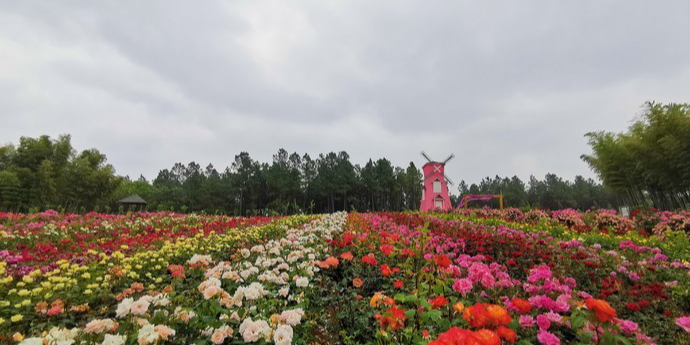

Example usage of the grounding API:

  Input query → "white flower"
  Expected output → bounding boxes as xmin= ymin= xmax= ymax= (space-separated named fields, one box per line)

xmin=130 ymin=298 xmax=150 ymax=316
xmin=240 ymin=319 xmax=271 ymax=343
xmin=19 ymin=339 xmax=44 ymax=345
xmin=101 ymin=334 xmax=126 ymax=345
xmin=279 ymin=286 xmax=290 ymax=297
xmin=230 ymin=311 xmax=241 ymax=321
xmin=280 ymin=308 xmax=304 ymax=326
xmin=295 ymin=277 xmax=309 ymax=287
xmin=137 ymin=324 xmax=158 ymax=345
xmin=239 ymin=318 xmax=253 ymax=334
xmin=273 ymin=324 xmax=294 ymax=345
xmin=116 ymin=298 xmax=133 ymax=318
xmin=240 ymin=248 xmax=251 ymax=258
xmin=152 ymin=294 xmax=170 ymax=307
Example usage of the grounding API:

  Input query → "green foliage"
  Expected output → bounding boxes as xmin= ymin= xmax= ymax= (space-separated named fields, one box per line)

xmin=582 ymin=102 xmax=690 ymax=210
xmin=459 ymin=174 xmax=616 ymax=210
xmin=0 ymin=135 xmax=121 ymax=211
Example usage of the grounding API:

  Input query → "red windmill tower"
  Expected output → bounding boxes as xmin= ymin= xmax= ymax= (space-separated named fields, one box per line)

xmin=420 ymin=151 xmax=454 ymax=211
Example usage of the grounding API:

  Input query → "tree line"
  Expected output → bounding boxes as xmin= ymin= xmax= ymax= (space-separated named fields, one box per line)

xmin=582 ymin=102 xmax=690 ymax=210
xmin=456 ymin=174 xmax=618 ymax=210
xmin=5 ymin=125 xmax=671 ymax=214
xmin=120 ymin=150 xmax=423 ymax=215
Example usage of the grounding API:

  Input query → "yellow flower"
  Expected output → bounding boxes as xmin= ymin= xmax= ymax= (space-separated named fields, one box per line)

xmin=0 ymin=318 xmax=4 ymax=325
xmin=84 ymin=289 xmax=92 ymax=295
xmin=11 ymin=314 xmax=23 ymax=322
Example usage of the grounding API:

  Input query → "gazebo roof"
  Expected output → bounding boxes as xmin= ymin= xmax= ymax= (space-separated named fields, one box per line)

xmin=116 ymin=194 xmax=147 ymax=204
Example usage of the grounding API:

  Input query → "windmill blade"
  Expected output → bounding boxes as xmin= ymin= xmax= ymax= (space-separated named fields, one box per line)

xmin=420 ymin=151 xmax=434 ymax=163
xmin=442 ymin=153 xmax=455 ymax=164
xmin=444 ymin=174 xmax=454 ymax=186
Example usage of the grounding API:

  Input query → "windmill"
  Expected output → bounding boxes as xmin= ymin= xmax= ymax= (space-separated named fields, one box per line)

xmin=419 ymin=151 xmax=454 ymax=211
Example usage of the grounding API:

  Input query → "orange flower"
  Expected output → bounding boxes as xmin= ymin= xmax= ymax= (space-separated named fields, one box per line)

xmin=511 ymin=298 xmax=532 ymax=314
xmin=353 ymin=278 xmax=364 ymax=288
xmin=370 ymin=292 xmax=385 ymax=307
xmin=453 ymin=302 xmax=466 ymax=314
xmin=463 ymin=304 xmax=491 ymax=328
xmin=473 ymin=329 xmax=501 ymax=345
xmin=486 ymin=304 xmax=511 ymax=326
xmin=463 ymin=303 xmax=511 ymax=328
xmin=340 ymin=252 xmax=354 ymax=261
xmin=316 ymin=256 xmax=340 ymax=268
xmin=496 ymin=326 xmax=517 ymax=344
xmin=585 ymin=298 xmax=617 ymax=323
xmin=325 ymin=256 xmax=339 ymax=267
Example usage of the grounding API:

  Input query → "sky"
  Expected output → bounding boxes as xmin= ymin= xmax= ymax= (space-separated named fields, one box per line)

xmin=1 ymin=1 xmax=689 ymax=191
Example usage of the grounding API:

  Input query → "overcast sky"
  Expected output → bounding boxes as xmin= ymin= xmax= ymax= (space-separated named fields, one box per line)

xmin=1 ymin=1 xmax=689 ymax=190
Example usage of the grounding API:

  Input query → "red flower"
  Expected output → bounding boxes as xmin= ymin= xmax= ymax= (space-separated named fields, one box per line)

xmin=362 ymin=253 xmax=377 ymax=266
xmin=393 ymin=280 xmax=403 ymax=289
xmin=434 ymin=254 xmax=452 ymax=269
xmin=378 ymin=305 xmax=407 ymax=331
xmin=626 ymin=302 xmax=640 ymax=312
xmin=380 ymin=264 xmax=393 ymax=277
xmin=430 ymin=296 xmax=449 ymax=309
xmin=496 ymin=326 xmax=517 ymax=344
xmin=511 ymin=298 xmax=532 ymax=314
xmin=380 ymin=245 xmax=394 ymax=256
xmin=167 ymin=264 xmax=185 ymax=278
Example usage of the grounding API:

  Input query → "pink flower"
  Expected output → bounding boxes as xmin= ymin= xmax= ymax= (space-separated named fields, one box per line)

xmin=676 ymin=316 xmax=690 ymax=333
xmin=537 ymin=314 xmax=551 ymax=330
xmin=537 ymin=330 xmax=561 ymax=345
xmin=452 ymin=278 xmax=473 ymax=295
xmin=480 ymin=273 xmax=496 ymax=288
xmin=618 ymin=319 xmax=639 ymax=334
xmin=519 ymin=315 xmax=535 ymax=328
xmin=545 ymin=311 xmax=562 ymax=324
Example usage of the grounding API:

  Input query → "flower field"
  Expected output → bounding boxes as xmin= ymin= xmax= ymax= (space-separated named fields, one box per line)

xmin=1 ymin=210 xmax=689 ymax=344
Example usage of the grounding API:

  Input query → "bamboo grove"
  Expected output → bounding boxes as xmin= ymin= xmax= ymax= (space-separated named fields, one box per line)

xmin=582 ymin=102 xmax=690 ymax=210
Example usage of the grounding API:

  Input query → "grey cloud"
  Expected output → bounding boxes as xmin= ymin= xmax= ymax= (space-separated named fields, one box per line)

xmin=1 ymin=1 xmax=689 ymax=190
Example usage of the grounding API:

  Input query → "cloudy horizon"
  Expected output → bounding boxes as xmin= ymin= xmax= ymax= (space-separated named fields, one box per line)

xmin=2 ymin=1 xmax=689 ymax=190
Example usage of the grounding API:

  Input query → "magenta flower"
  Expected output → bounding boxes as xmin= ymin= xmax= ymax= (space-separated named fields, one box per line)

xmin=676 ymin=316 xmax=690 ymax=333
xmin=537 ymin=314 xmax=551 ymax=330
xmin=537 ymin=330 xmax=561 ymax=345
xmin=452 ymin=278 xmax=473 ymax=295
xmin=519 ymin=315 xmax=535 ymax=328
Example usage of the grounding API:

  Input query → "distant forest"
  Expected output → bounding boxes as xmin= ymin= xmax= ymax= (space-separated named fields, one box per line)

xmin=2 ymin=102 xmax=687 ymax=214
xmin=0 ymin=135 xmax=615 ymax=214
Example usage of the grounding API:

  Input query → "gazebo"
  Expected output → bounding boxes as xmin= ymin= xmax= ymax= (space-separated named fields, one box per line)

xmin=116 ymin=194 xmax=148 ymax=211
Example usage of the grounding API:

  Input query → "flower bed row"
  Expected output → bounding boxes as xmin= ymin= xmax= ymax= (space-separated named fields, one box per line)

xmin=315 ymin=213 xmax=690 ymax=345
xmin=0 ymin=211 xmax=274 ymax=277
xmin=1 ymin=214 xmax=323 ymax=343
xmin=430 ymin=210 xmax=690 ymax=262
